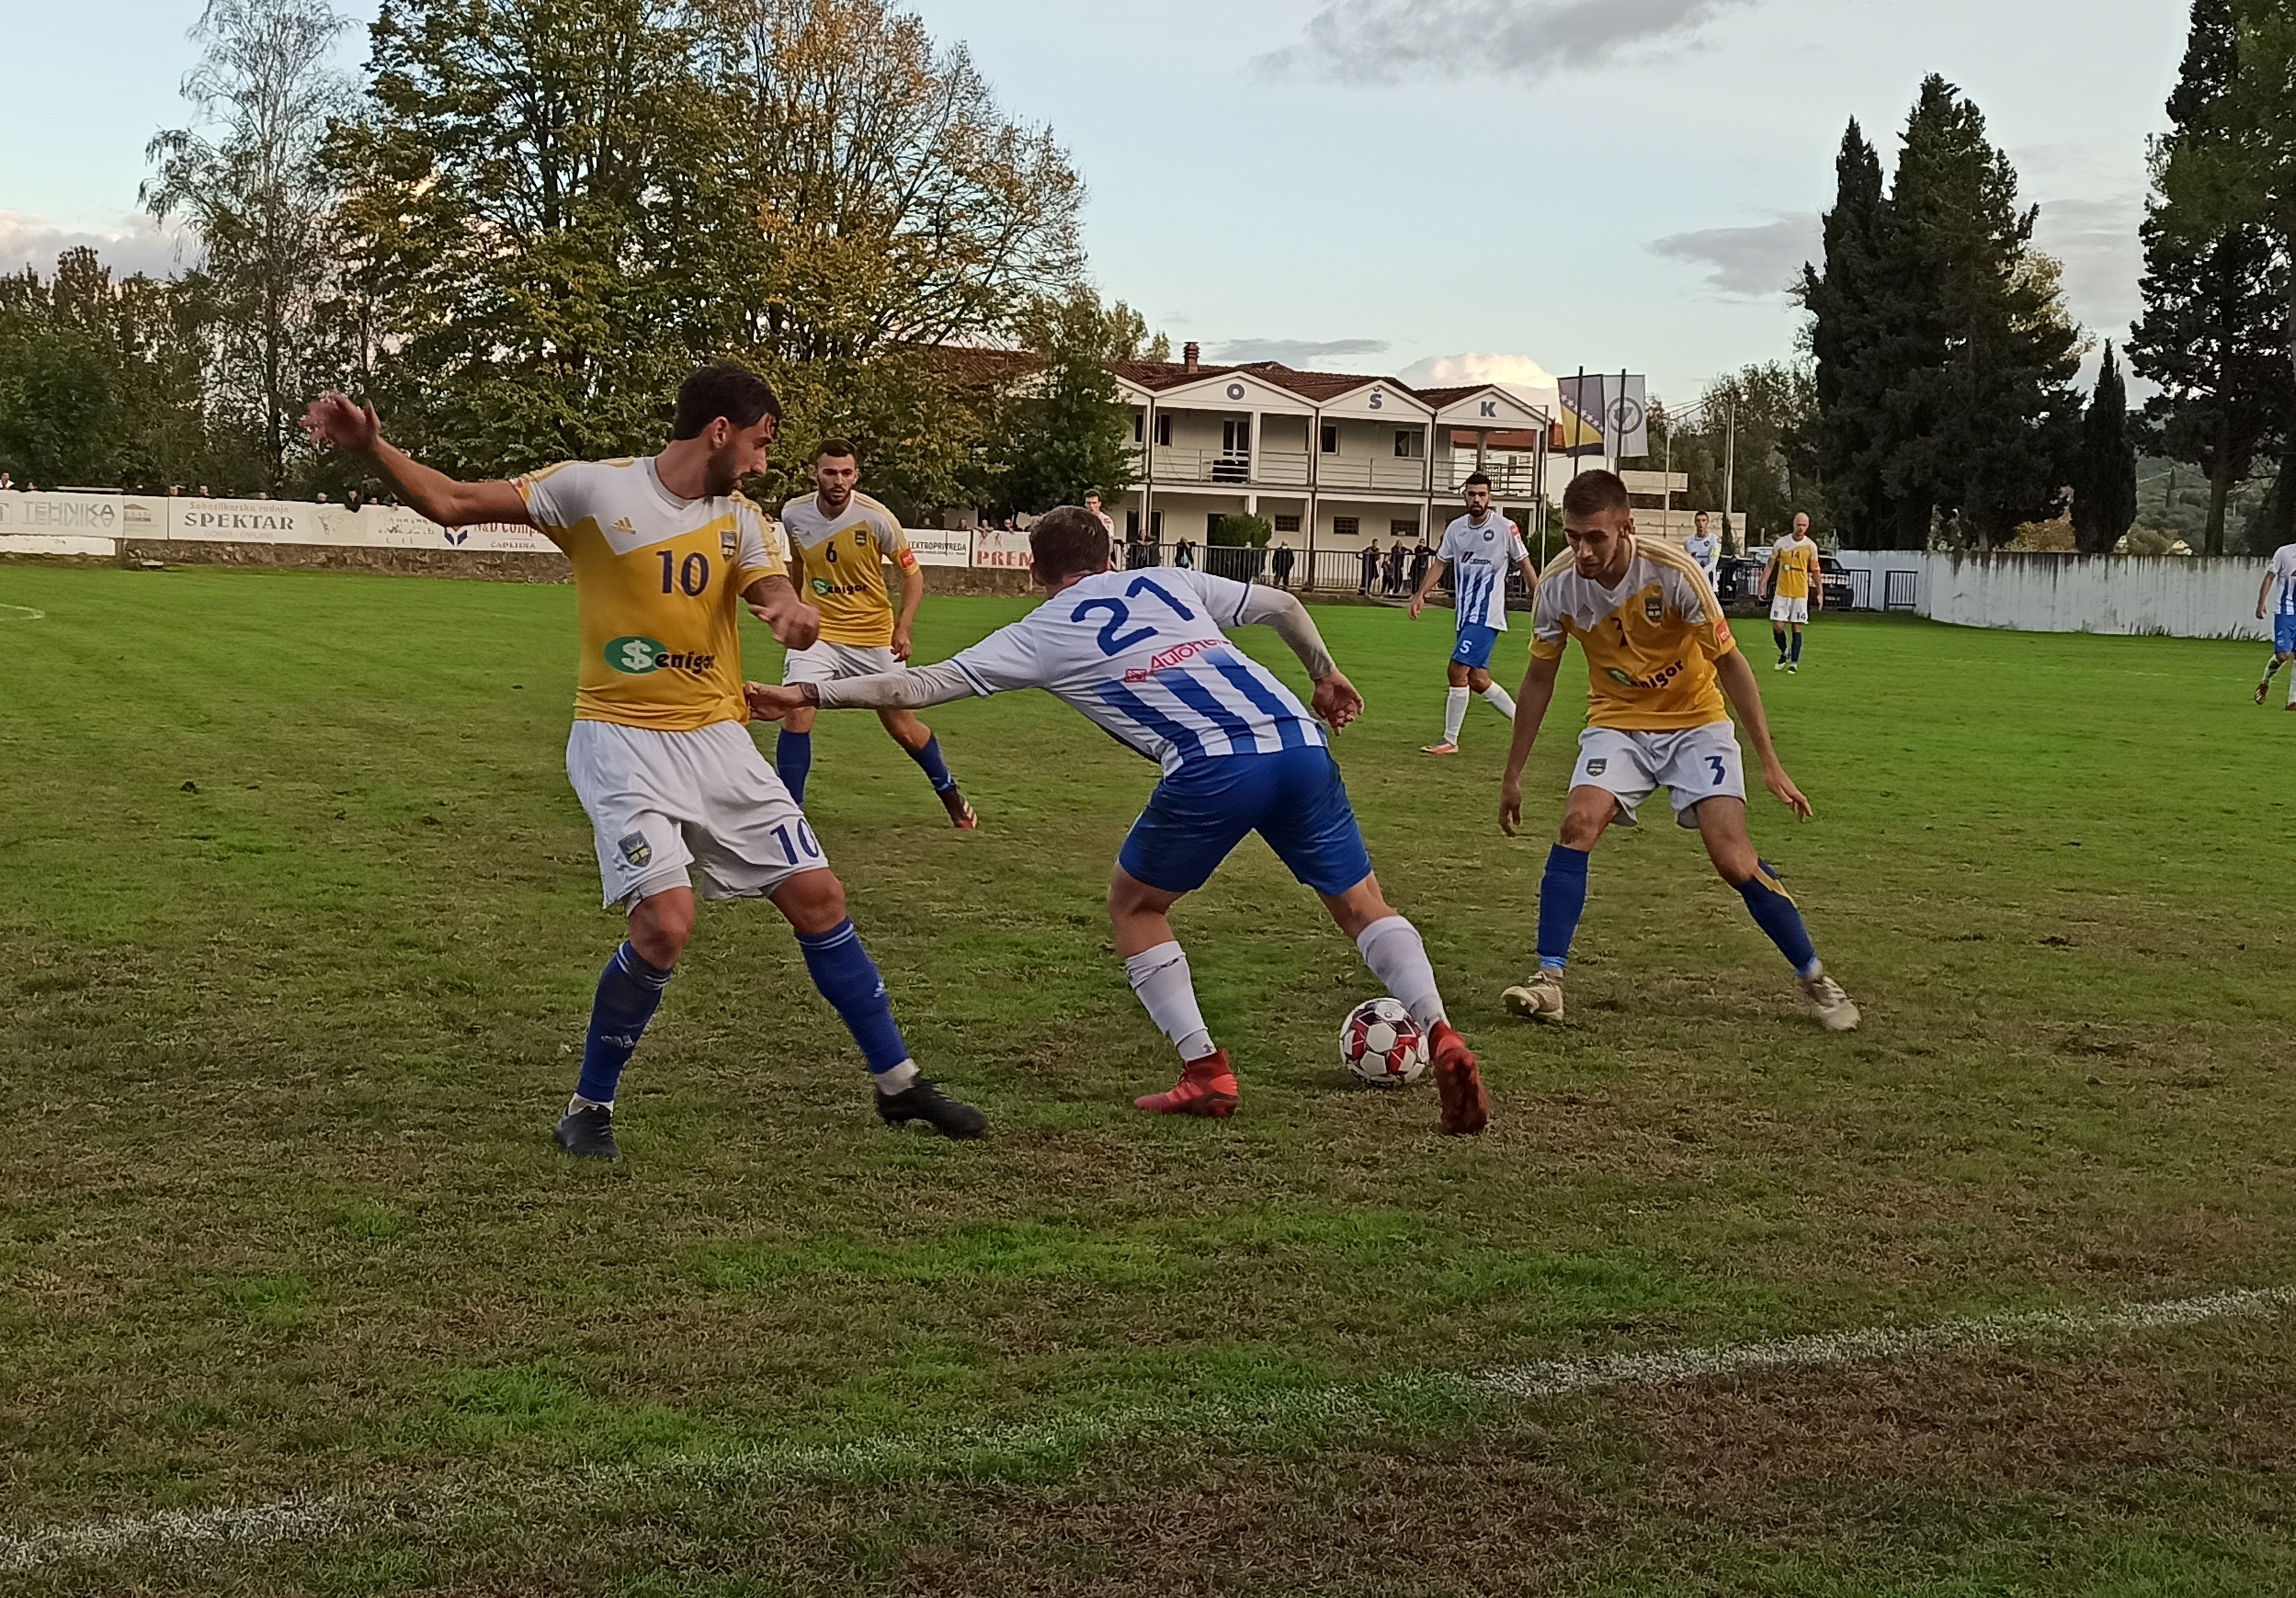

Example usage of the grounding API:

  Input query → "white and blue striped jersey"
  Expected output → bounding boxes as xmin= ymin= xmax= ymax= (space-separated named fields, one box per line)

xmin=1438 ymin=513 xmax=1529 ymax=631
xmin=2270 ymin=544 xmax=2296 ymax=615
xmin=944 ymin=568 xmax=1324 ymax=774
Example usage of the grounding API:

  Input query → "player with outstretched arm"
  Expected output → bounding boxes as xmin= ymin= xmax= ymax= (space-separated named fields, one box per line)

xmin=1495 ymin=470 xmax=1859 ymax=1031
xmin=300 ymin=365 xmax=986 ymax=1160
xmin=1408 ymin=471 xmax=1540 ymax=755
xmin=2254 ymin=537 xmax=2296 ymax=708
xmin=747 ymin=506 xmax=1492 ymax=1135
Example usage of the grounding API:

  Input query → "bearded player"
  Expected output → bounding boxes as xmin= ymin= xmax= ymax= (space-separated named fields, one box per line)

xmin=747 ymin=506 xmax=1490 ymax=1136
xmin=774 ymin=440 xmax=976 ymax=828
xmin=1496 ymin=470 xmax=1858 ymax=1031
xmin=300 ymin=367 xmax=986 ymax=1160
xmin=1409 ymin=471 xmax=1538 ymax=754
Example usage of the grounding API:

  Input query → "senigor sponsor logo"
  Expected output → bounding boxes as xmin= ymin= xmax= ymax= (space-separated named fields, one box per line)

xmin=1606 ymin=660 xmax=1685 ymax=690
xmin=1122 ymin=637 xmax=1223 ymax=683
xmin=605 ymin=636 xmax=718 ymax=675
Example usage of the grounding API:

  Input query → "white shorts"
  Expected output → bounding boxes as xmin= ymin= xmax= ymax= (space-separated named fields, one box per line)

xmin=1769 ymin=595 xmax=1810 ymax=624
xmin=566 ymin=720 xmax=827 ymax=909
xmin=1572 ymin=721 xmax=1745 ymax=831
xmin=785 ymin=640 xmax=900 ymax=685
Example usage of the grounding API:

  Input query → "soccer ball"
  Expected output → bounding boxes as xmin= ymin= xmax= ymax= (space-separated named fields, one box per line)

xmin=1340 ymin=998 xmax=1428 ymax=1086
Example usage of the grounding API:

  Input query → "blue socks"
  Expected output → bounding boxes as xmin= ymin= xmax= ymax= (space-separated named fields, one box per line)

xmin=575 ymin=941 xmax=676 ymax=1104
xmin=776 ymin=729 xmax=813 ymax=806
xmin=1738 ymin=863 xmax=1820 ymax=979
xmin=1790 ymin=629 xmax=1804 ymax=664
xmin=797 ymin=918 xmax=915 ymax=1082
xmin=1536 ymin=844 xmax=1589 ymax=969
xmin=907 ymin=734 xmax=956 ymax=793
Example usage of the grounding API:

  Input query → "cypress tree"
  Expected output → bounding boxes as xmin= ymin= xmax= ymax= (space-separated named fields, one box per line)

xmin=2130 ymin=0 xmax=2290 ymax=555
xmin=1798 ymin=122 xmax=1894 ymax=547
xmin=2073 ymin=344 xmax=2138 ymax=553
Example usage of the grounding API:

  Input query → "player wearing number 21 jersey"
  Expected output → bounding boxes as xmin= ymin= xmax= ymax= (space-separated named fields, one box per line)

xmin=1495 ymin=470 xmax=1858 ymax=1033
xmin=748 ymin=505 xmax=1491 ymax=1136
xmin=299 ymin=363 xmax=986 ymax=1162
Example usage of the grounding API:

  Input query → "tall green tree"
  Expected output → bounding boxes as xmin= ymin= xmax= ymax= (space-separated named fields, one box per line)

xmin=2129 ymin=0 xmax=2289 ymax=556
xmin=1798 ymin=120 xmax=1893 ymax=547
xmin=1642 ymin=363 xmax=1823 ymax=550
xmin=974 ymin=289 xmax=1150 ymax=517
xmin=0 ymin=249 xmax=219 ymax=490
xmin=144 ymin=0 xmax=354 ymax=491
xmin=2073 ymin=343 xmax=2138 ymax=553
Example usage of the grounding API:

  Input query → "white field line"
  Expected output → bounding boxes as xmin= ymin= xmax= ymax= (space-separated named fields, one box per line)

xmin=0 ymin=604 xmax=45 ymax=621
xmin=5 ymin=1283 xmax=2290 ymax=1575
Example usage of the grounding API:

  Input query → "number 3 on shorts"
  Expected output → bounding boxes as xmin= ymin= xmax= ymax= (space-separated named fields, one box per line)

xmin=1708 ymin=754 xmax=1728 ymax=787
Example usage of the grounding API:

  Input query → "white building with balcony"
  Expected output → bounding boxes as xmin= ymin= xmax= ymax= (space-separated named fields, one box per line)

xmin=1112 ymin=345 xmax=1552 ymax=557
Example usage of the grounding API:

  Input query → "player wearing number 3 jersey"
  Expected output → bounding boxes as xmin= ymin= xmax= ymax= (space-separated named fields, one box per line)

xmin=299 ymin=363 xmax=986 ymax=1161
xmin=746 ymin=505 xmax=1491 ymax=1136
xmin=1496 ymin=470 xmax=1858 ymax=1032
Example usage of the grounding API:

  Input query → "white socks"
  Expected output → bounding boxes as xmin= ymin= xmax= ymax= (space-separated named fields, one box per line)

xmin=873 ymin=1060 xmax=920 ymax=1094
xmin=1125 ymin=942 xmax=1214 ymax=1061
xmin=1357 ymin=915 xmax=1446 ymax=1028
xmin=1443 ymin=687 xmax=1470 ymax=742
xmin=1483 ymin=684 xmax=1517 ymax=720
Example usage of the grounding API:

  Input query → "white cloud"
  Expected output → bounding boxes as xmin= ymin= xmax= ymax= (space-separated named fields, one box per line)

xmin=2033 ymin=193 xmax=2145 ymax=347
xmin=1399 ymin=352 xmax=1560 ymax=414
xmin=1649 ymin=212 xmax=1820 ymax=299
xmin=1206 ymin=336 xmax=1391 ymax=368
xmin=1256 ymin=0 xmax=1760 ymax=84
xmin=0 ymin=210 xmax=190 ymax=279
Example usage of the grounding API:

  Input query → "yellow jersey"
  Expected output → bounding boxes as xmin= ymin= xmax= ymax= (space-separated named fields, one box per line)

xmin=779 ymin=490 xmax=918 ymax=647
xmin=1529 ymin=538 xmax=1739 ymax=731
xmin=515 ymin=458 xmax=789 ymax=731
xmin=1769 ymin=536 xmax=1821 ymax=600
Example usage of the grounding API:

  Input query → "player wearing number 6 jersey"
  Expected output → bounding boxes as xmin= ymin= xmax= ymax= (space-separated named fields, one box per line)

xmin=299 ymin=364 xmax=986 ymax=1160
xmin=746 ymin=505 xmax=1491 ymax=1136
xmin=1496 ymin=470 xmax=1858 ymax=1032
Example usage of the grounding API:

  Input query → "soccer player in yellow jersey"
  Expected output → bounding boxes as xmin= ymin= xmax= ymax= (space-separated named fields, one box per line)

xmin=298 ymin=365 xmax=986 ymax=1159
xmin=773 ymin=441 xmax=976 ymax=828
xmin=1761 ymin=511 xmax=1824 ymax=672
xmin=1495 ymin=470 xmax=1858 ymax=1030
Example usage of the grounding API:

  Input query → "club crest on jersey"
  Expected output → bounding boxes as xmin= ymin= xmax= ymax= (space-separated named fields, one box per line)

xmin=1585 ymin=758 xmax=1607 ymax=776
xmin=617 ymin=832 xmax=653 ymax=867
xmin=1645 ymin=595 xmax=1665 ymax=622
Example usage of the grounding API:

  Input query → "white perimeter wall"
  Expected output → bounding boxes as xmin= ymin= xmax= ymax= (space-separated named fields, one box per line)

xmin=1833 ymin=550 xmax=2275 ymax=642
xmin=0 ymin=489 xmax=974 ymax=566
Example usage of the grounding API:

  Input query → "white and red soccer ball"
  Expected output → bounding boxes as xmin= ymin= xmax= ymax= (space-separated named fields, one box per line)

xmin=1339 ymin=998 xmax=1428 ymax=1086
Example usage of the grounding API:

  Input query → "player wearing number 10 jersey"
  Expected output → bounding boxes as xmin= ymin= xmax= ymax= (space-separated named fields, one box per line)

xmin=747 ymin=506 xmax=1490 ymax=1136
xmin=1495 ymin=470 xmax=1858 ymax=1032
xmin=299 ymin=364 xmax=986 ymax=1160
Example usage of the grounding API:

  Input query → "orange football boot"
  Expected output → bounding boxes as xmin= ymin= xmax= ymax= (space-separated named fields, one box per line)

xmin=1428 ymin=1021 xmax=1488 ymax=1136
xmin=1134 ymin=1049 xmax=1240 ymax=1118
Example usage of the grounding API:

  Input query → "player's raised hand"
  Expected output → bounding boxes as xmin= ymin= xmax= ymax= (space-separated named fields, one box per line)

xmin=300 ymin=392 xmax=381 ymax=456
xmin=1498 ymin=774 xmax=1523 ymax=837
xmin=744 ymin=683 xmax=806 ymax=721
xmin=1312 ymin=670 xmax=1364 ymax=732
xmin=1764 ymin=761 xmax=1813 ymax=820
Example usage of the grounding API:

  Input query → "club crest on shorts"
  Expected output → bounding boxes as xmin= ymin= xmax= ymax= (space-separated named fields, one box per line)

xmin=1645 ymin=594 xmax=1665 ymax=622
xmin=618 ymin=832 xmax=653 ymax=867
xmin=1585 ymin=758 xmax=1607 ymax=776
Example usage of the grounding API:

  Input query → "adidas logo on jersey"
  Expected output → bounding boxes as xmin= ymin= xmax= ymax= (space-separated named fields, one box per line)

xmin=613 ymin=516 xmax=637 ymax=536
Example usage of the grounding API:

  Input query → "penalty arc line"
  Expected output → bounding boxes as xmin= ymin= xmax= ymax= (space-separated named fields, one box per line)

xmin=0 ymin=604 xmax=44 ymax=621
xmin=4 ymin=1282 xmax=2290 ymax=1575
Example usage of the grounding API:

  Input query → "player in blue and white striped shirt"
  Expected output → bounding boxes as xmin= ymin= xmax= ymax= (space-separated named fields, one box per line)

xmin=2256 ymin=541 xmax=2296 ymax=708
xmin=1410 ymin=472 xmax=1540 ymax=754
xmin=745 ymin=506 xmax=1490 ymax=1135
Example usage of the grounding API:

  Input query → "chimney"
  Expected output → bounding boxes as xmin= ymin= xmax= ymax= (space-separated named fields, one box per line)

xmin=1183 ymin=342 xmax=1199 ymax=374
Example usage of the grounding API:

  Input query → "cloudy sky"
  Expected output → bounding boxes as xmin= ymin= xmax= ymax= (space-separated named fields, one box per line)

xmin=0 ymin=0 xmax=2190 ymax=408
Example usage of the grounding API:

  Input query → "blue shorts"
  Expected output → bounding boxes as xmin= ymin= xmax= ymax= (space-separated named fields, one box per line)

xmin=2278 ymin=614 xmax=2296 ymax=654
xmin=1118 ymin=745 xmax=1374 ymax=898
xmin=1450 ymin=623 xmax=1499 ymax=670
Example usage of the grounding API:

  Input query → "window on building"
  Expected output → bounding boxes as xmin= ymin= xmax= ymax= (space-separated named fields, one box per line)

xmin=1154 ymin=414 xmax=1173 ymax=448
xmin=1393 ymin=429 xmax=1425 ymax=459
xmin=1320 ymin=423 xmax=1338 ymax=454
xmin=1149 ymin=511 xmax=1163 ymax=538
xmin=1222 ymin=417 xmax=1251 ymax=455
xmin=1332 ymin=516 xmax=1359 ymax=538
xmin=1132 ymin=413 xmax=1143 ymax=443
xmin=1126 ymin=510 xmax=1141 ymax=538
xmin=1392 ymin=518 xmax=1419 ymax=538
xmin=1273 ymin=514 xmax=1301 ymax=533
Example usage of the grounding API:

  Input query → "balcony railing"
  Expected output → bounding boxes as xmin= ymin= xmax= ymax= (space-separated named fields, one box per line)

xmin=1441 ymin=458 xmax=1542 ymax=495
xmin=1312 ymin=455 xmax=1429 ymax=493
xmin=1149 ymin=448 xmax=1313 ymax=487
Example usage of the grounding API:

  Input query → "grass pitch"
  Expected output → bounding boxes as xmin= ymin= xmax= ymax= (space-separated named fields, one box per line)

xmin=3 ymin=563 xmax=2294 ymax=1595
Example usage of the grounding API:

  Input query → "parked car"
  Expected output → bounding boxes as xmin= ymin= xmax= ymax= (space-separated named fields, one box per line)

xmin=1818 ymin=554 xmax=1857 ymax=612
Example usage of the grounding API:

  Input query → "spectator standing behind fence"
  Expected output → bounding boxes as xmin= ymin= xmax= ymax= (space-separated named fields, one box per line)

xmin=1409 ymin=540 xmax=1431 ymax=595
xmin=1175 ymin=538 xmax=1196 ymax=570
xmin=1359 ymin=542 xmax=1380 ymax=594
xmin=1272 ymin=541 xmax=1295 ymax=588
